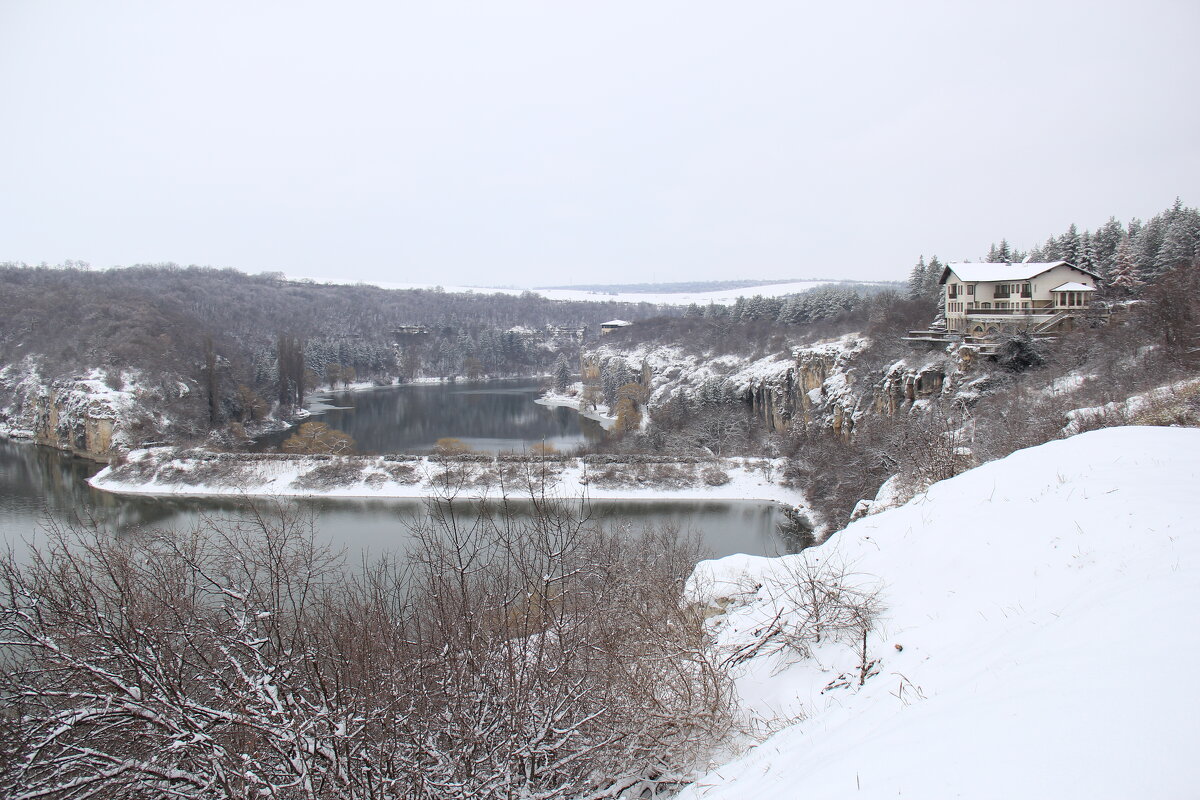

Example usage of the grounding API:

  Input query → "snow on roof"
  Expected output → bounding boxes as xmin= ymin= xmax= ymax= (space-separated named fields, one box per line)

xmin=600 ymin=319 xmax=632 ymax=327
xmin=1051 ymin=281 xmax=1096 ymax=292
xmin=941 ymin=261 xmax=1068 ymax=282
xmin=940 ymin=261 xmax=1101 ymax=284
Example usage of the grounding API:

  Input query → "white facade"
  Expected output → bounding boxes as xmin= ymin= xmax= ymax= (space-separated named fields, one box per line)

xmin=940 ymin=261 xmax=1100 ymax=334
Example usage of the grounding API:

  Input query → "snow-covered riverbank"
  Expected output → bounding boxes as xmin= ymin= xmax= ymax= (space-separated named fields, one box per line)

xmin=534 ymin=389 xmax=618 ymax=430
xmin=89 ymin=449 xmax=805 ymax=506
xmin=677 ymin=425 xmax=1200 ymax=799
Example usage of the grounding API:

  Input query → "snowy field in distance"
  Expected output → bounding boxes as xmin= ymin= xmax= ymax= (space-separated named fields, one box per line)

xmin=288 ymin=277 xmax=852 ymax=306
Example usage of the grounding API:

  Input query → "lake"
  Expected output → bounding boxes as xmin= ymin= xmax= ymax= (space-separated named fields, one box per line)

xmin=255 ymin=380 xmax=607 ymax=454
xmin=0 ymin=382 xmax=809 ymax=560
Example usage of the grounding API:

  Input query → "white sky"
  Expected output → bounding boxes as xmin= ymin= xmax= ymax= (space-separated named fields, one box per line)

xmin=1 ymin=1 xmax=1197 ymax=286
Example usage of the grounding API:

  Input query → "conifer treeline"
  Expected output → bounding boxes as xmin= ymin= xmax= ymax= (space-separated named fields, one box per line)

xmin=906 ymin=198 xmax=1200 ymax=301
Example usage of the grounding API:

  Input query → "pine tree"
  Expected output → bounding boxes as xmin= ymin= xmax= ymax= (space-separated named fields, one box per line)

xmin=1133 ymin=215 xmax=1167 ymax=282
xmin=907 ymin=256 xmax=928 ymax=300
xmin=553 ymin=354 xmax=571 ymax=393
xmin=1107 ymin=236 xmax=1143 ymax=297
xmin=1092 ymin=217 xmax=1126 ymax=277
xmin=1074 ymin=232 xmax=1097 ymax=274
xmin=986 ymin=240 xmax=1011 ymax=263
xmin=924 ymin=256 xmax=944 ymax=300
xmin=1155 ymin=215 xmax=1199 ymax=277
xmin=1058 ymin=224 xmax=1080 ymax=265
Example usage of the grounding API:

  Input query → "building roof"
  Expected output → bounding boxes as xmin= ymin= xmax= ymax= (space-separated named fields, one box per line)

xmin=1051 ymin=282 xmax=1096 ymax=292
xmin=939 ymin=261 xmax=1101 ymax=284
xmin=600 ymin=319 xmax=632 ymax=327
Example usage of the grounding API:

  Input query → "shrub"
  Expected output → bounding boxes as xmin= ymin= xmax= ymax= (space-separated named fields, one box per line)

xmin=702 ymin=467 xmax=731 ymax=486
xmin=291 ymin=460 xmax=364 ymax=490
xmin=0 ymin=504 xmax=730 ymax=799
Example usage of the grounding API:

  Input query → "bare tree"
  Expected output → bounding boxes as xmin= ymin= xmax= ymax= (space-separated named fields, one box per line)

xmin=0 ymin=494 xmax=731 ymax=800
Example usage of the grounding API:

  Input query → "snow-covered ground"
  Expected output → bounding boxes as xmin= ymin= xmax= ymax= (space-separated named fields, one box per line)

xmin=678 ymin=426 xmax=1200 ymax=799
xmin=535 ymin=388 xmax=617 ymax=430
xmin=1064 ymin=376 xmax=1200 ymax=435
xmin=89 ymin=450 xmax=803 ymax=505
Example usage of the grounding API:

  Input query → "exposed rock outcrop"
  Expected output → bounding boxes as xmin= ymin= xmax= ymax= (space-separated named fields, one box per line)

xmin=1 ymin=359 xmax=188 ymax=461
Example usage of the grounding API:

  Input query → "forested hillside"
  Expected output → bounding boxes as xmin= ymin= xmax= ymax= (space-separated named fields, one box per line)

xmin=0 ymin=265 xmax=672 ymax=450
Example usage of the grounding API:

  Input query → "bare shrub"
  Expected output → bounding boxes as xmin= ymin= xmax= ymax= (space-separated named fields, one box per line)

xmin=726 ymin=553 xmax=884 ymax=688
xmin=650 ymin=462 xmax=695 ymax=488
xmin=589 ymin=465 xmax=634 ymax=488
xmin=702 ymin=466 xmax=731 ymax=486
xmin=282 ymin=421 xmax=356 ymax=455
xmin=0 ymin=497 xmax=732 ymax=800
xmin=433 ymin=437 xmax=472 ymax=455
xmin=185 ymin=458 xmax=257 ymax=487
xmin=291 ymin=459 xmax=363 ymax=490
xmin=383 ymin=462 xmax=419 ymax=483
xmin=886 ymin=405 xmax=973 ymax=500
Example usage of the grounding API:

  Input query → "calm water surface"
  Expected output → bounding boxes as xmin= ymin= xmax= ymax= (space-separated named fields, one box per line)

xmin=0 ymin=383 xmax=806 ymax=560
xmin=257 ymin=380 xmax=606 ymax=454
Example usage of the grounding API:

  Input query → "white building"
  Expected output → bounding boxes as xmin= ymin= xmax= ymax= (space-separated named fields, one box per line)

xmin=939 ymin=261 xmax=1100 ymax=335
xmin=599 ymin=319 xmax=632 ymax=335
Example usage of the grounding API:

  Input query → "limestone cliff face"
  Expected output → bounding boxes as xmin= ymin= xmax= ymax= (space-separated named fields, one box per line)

xmin=747 ymin=347 xmax=858 ymax=434
xmin=31 ymin=389 xmax=119 ymax=459
xmin=873 ymin=362 xmax=949 ymax=415
xmin=580 ymin=334 xmax=965 ymax=440
xmin=1 ymin=361 xmax=183 ymax=461
xmin=748 ymin=346 xmax=962 ymax=436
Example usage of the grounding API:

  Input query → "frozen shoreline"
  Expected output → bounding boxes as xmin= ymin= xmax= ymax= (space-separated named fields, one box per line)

xmin=534 ymin=390 xmax=618 ymax=430
xmin=88 ymin=451 xmax=805 ymax=508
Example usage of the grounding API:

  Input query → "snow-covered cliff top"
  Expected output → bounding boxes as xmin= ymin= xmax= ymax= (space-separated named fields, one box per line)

xmin=681 ymin=426 xmax=1200 ymax=799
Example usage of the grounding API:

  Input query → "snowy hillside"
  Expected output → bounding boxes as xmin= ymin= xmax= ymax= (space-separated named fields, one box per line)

xmin=680 ymin=426 xmax=1200 ymax=799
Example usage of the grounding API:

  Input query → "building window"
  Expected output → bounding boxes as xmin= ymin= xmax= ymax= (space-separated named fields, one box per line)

xmin=967 ymin=285 xmax=975 ymax=296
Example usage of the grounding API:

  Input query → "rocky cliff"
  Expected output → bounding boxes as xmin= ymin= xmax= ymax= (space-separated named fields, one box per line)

xmin=587 ymin=334 xmax=969 ymax=438
xmin=0 ymin=358 xmax=191 ymax=461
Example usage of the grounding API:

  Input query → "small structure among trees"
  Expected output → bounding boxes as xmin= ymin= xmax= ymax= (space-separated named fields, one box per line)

xmin=600 ymin=319 xmax=632 ymax=335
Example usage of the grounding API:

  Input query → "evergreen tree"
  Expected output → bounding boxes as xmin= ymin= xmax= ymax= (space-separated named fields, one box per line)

xmin=1092 ymin=217 xmax=1126 ymax=277
xmin=1058 ymin=224 xmax=1080 ymax=265
xmin=1133 ymin=215 xmax=1167 ymax=282
xmin=986 ymin=239 xmax=1012 ymax=263
xmin=1108 ymin=236 xmax=1143 ymax=297
xmin=1040 ymin=235 xmax=1061 ymax=261
xmin=1155 ymin=215 xmax=1199 ymax=276
xmin=1074 ymin=232 xmax=1097 ymax=274
xmin=553 ymin=353 xmax=571 ymax=393
xmin=907 ymin=256 xmax=928 ymax=299
xmin=924 ymin=256 xmax=944 ymax=300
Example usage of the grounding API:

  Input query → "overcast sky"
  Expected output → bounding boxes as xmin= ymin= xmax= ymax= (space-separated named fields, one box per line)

xmin=2 ymin=1 xmax=1197 ymax=287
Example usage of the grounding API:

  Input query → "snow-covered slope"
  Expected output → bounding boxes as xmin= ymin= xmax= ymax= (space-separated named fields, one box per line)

xmin=682 ymin=426 xmax=1200 ymax=799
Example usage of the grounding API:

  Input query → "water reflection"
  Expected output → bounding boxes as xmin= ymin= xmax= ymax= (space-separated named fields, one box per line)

xmin=0 ymin=438 xmax=807 ymax=562
xmin=256 ymin=381 xmax=607 ymax=454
